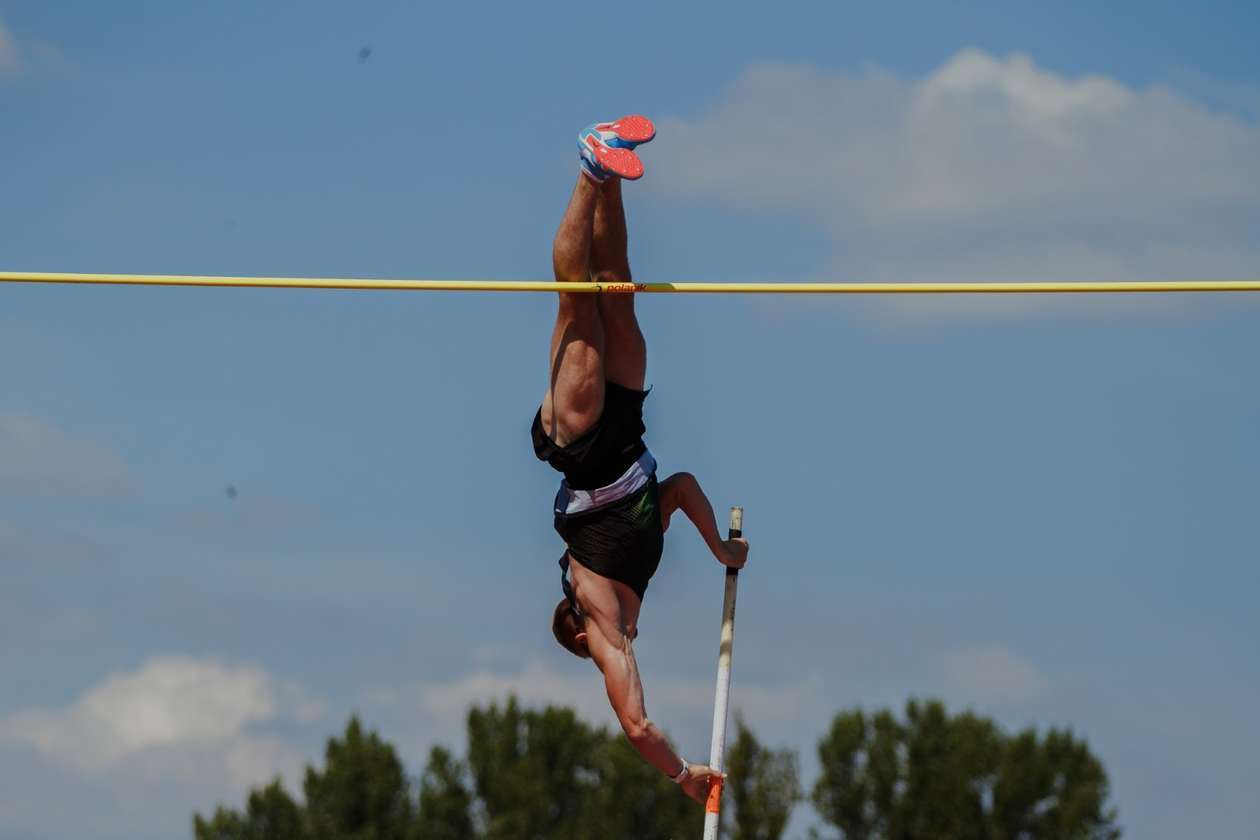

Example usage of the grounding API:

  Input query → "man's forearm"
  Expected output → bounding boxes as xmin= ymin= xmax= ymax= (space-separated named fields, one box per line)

xmin=595 ymin=629 xmax=688 ymax=780
xmin=680 ymin=477 xmax=727 ymax=561
xmin=624 ymin=718 xmax=686 ymax=777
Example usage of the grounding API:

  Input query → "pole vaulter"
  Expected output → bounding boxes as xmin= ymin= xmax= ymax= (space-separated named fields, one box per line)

xmin=535 ymin=115 xmax=748 ymax=807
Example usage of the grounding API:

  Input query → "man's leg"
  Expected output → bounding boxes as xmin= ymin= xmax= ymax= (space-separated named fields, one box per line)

xmin=590 ymin=178 xmax=646 ymax=390
xmin=540 ymin=175 xmax=605 ymax=447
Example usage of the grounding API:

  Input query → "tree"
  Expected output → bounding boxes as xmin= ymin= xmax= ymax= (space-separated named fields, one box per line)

xmin=459 ymin=696 xmax=700 ymax=840
xmin=194 ymin=779 xmax=305 ymax=840
xmin=990 ymin=728 xmax=1119 ymax=839
xmin=194 ymin=717 xmax=413 ymax=840
xmin=195 ymin=701 xmax=708 ymax=840
xmin=303 ymin=716 xmax=415 ymax=840
xmin=723 ymin=714 xmax=802 ymax=840
xmin=584 ymin=734 xmax=702 ymax=838
xmin=196 ymin=697 xmax=1118 ymax=840
xmin=464 ymin=698 xmax=599 ymax=839
xmin=812 ymin=699 xmax=1120 ymax=840
xmin=414 ymin=746 xmax=475 ymax=840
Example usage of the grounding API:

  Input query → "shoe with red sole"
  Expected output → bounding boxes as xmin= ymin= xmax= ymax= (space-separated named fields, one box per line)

xmin=577 ymin=115 xmax=655 ymax=181
xmin=595 ymin=114 xmax=655 ymax=149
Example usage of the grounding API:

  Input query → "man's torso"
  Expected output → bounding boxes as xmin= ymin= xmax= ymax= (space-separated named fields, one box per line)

xmin=533 ymin=383 xmax=663 ymax=601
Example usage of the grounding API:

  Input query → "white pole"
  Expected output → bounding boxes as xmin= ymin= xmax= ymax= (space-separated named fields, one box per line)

xmin=702 ymin=506 xmax=743 ymax=840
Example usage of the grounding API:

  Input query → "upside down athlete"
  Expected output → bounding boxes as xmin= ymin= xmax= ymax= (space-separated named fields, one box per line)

xmin=532 ymin=115 xmax=749 ymax=804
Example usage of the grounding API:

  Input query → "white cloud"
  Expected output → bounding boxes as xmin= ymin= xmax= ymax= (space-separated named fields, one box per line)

xmin=0 ymin=18 xmax=19 ymax=75
xmin=654 ymin=51 xmax=1260 ymax=301
xmin=939 ymin=644 xmax=1049 ymax=706
xmin=0 ymin=656 xmax=322 ymax=782
xmin=0 ymin=412 xmax=129 ymax=497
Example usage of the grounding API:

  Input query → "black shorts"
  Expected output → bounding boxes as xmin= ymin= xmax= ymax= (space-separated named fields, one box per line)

xmin=533 ymin=382 xmax=662 ymax=600
xmin=555 ymin=478 xmax=663 ymax=601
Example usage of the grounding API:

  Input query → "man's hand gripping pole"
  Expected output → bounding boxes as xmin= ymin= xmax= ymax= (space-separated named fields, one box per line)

xmin=702 ymin=506 xmax=743 ymax=839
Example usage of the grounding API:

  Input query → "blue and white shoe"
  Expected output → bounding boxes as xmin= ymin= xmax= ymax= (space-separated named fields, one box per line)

xmin=578 ymin=115 xmax=655 ymax=182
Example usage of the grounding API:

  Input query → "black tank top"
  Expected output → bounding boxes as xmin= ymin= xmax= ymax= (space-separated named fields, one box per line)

xmin=531 ymin=382 xmax=649 ymax=491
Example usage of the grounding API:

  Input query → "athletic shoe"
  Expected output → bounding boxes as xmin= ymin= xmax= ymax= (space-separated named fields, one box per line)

xmin=578 ymin=119 xmax=650 ymax=182
xmin=594 ymin=114 xmax=656 ymax=149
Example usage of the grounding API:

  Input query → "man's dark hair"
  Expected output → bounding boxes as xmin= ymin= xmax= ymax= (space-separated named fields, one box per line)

xmin=552 ymin=598 xmax=589 ymax=658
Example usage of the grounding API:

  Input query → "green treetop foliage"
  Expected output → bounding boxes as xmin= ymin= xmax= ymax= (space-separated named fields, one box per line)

xmin=302 ymin=716 xmax=415 ymax=840
xmin=462 ymin=697 xmax=700 ymax=839
xmin=193 ymin=700 xmax=705 ymax=840
xmin=415 ymin=746 xmax=475 ymax=840
xmin=194 ymin=779 xmax=305 ymax=840
xmin=723 ymin=714 xmax=802 ymax=840
xmin=812 ymin=698 xmax=1120 ymax=840
xmin=195 ymin=716 xmax=414 ymax=840
xmin=194 ymin=696 xmax=1118 ymax=840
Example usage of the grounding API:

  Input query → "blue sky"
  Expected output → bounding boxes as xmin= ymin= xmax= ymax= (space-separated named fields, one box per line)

xmin=2 ymin=2 xmax=1259 ymax=838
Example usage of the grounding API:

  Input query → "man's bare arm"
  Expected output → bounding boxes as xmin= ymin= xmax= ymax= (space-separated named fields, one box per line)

xmin=584 ymin=617 xmax=722 ymax=802
xmin=659 ymin=472 xmax=747 ymax=569
xmin=584 ymin=616 xmax=680 ymax=773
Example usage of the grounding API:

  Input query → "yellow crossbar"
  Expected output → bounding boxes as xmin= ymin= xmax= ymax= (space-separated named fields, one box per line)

xmin=2 ymin=271 xmax=1260 ymax=294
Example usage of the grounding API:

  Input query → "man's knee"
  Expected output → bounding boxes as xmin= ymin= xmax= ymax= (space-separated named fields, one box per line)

xmin=554 ymin=264 xmax=591 ymax=284
xmin=591 ymin=268 xmax=630 ymax=286
xmin=592 ymin=275 xmax=638 ymax=324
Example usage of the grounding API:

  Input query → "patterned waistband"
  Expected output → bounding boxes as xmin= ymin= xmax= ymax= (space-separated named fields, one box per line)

xmin=554 ymin=450 xmax=656 ymax=516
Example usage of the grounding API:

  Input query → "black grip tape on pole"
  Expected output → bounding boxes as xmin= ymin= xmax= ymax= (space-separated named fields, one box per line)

xmin=726 ymin=506 xmax=743 ymax=576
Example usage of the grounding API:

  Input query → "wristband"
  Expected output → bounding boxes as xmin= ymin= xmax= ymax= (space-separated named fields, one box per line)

xmin=669 ymin=758 xmax=690 ymax=784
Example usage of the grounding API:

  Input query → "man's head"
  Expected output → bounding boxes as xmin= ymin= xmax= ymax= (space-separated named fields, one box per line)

xmin=552 ymin=598 xmax=590 ymax=659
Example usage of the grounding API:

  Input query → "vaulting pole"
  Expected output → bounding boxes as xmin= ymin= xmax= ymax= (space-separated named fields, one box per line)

xmin=702 ymin=506 xmax=743 ymax=840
